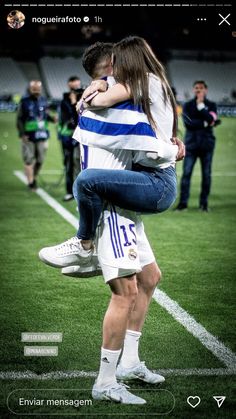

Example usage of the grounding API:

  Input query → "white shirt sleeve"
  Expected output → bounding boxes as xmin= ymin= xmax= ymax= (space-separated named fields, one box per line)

xmin=146 ymin=142 xmax=178 ymax=163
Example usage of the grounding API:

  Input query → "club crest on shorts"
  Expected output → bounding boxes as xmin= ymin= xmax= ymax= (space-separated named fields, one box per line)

xmin=128 ymin=249 xmax=137 ymax=260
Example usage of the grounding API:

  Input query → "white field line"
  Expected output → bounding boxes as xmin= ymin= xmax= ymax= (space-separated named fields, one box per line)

xmin=14 ymin=170 xmax=78 ymax=229
xmin=153 ymin=290 xmax=236 ymax=369
xmin=0 ymin=368 xmax=235 ymax=380
xmin=13 ymin=170 xmax=236 ymax=371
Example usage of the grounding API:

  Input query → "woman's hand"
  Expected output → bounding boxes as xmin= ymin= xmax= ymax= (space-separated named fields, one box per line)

xmin=171 ymin=137 xmax=185 ymax=161
xmin=76 ymin=99 xmax=83 ymax=113
xmin=82 ymin=80 xmax=108 ymax=101
xmin=91 ymin=80 xmax=108 ymax=92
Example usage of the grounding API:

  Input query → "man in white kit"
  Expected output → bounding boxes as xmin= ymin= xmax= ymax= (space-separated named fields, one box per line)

xmin=40 ymin=42 xmax=184 ymax=404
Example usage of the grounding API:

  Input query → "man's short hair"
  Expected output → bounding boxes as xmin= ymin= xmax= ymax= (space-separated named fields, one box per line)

xmin=193 ymin=80 xmax=208 ymax=88
xmin=82 ymin=42 xmax=113 ymax=77
xmin=68 ymin=76 xmax=80 ymax=83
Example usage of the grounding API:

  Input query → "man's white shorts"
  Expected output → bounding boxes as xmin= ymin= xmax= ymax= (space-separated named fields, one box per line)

xmin=96 ymin=204 xmax=155 ymax=283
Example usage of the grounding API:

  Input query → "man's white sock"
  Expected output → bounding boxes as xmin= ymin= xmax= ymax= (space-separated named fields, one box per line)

xmin=120 ymin=329 xmax=141 ymax=368
xmin=96 ymin=347 xmax=121 ymax=387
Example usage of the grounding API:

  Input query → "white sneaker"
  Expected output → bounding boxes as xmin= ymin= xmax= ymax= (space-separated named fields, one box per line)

xmin=92 ymin=381 xmax=146 ymax=404
xmin=62 ymin=261 xmax=102 ymax=278
xmin=63 ymin=193 xmax=73 ymax=202
xmin=116 ymin=362 xmax=165 ymax=384
xmin=39 ymin=237 xmax=93 ymax=268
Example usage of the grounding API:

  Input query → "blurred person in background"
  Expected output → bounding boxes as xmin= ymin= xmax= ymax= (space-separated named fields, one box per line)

xmin=176 ymin=80 xmax=220 ymax=212
xmin=17 ymin=80 xmax=57 ymax=190
xmin=58 ymin=76 xmax=83 ymax=201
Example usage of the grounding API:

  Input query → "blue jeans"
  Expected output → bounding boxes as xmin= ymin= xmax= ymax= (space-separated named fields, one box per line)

xmin=74 ymin=165 xmax=177 ymax=239
xmin=179 ymin=149 xmax=214 ymax=206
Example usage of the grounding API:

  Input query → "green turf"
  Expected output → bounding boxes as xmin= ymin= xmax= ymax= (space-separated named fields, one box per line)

xmin=0 ymin=113 xmax=235 ymax=418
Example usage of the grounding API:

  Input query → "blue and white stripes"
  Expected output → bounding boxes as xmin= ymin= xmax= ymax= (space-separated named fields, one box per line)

xmin=79 ymin=116 xmax=154 ymax=138
xmin=81 ymin=144 xmax=89 ymax=170
xmin=107 ymin=205 xmax=125 ymax=259
xmin=97 ymin=205 xmax=142 ymax=275
xmin=73 ymin=100 xmax=163 ymax=153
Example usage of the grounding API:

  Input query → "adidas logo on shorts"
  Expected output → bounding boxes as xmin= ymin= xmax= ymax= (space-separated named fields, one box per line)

xmin=101 ymin=357 xmax=110 ymax=363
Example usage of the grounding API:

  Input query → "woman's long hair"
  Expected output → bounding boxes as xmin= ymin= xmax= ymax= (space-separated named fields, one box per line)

xmin=112 ymin=36 xmax=177 ymax=136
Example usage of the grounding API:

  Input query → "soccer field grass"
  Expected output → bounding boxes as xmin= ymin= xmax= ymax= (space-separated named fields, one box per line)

xmin=0 ymin=112 xmax=235 ymax=418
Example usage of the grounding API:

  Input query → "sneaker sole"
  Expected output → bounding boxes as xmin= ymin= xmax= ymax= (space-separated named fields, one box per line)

xmin=38 ymin=250 xmax=91 ymax=269
xmin=92 ymin=390 xmax=112 ymax=402
xmin=62 ymin=265 xmax=102 ymax=278
xmin=116 ymin=373 xmax=165 ymax=384
xmin=92 ymin=390 xmax=146 ymax=404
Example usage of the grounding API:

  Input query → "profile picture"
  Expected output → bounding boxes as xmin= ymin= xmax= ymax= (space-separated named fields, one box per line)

xmin=7 ymin=10 xmax=25 ymax=29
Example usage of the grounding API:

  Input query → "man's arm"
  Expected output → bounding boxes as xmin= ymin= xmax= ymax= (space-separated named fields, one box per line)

xmin=60 ymin=98 xmax=77 ymax=128
xmin=45 ymin=99 xmax=57 ymax=123
xmin=196 ymin=101 xmax=218 ymax=126
xmin=196 ymin=91 xmax=218 ymax=126
xmin=68 ymin=92 xmax=79 ymax=126
xmin=46 ymin=111 xmax=57 ymax=123
xmin=182 ymin=102 xmax=205 ymax=130
xmin=16 ymin=101 xmax=26 ymax=138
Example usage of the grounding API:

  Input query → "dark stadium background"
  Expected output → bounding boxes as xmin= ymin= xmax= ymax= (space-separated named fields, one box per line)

xmin=0 ymin=3 xmax=235 ymax=110
xmin=0 ymin=5 xmax=234 ymax=57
